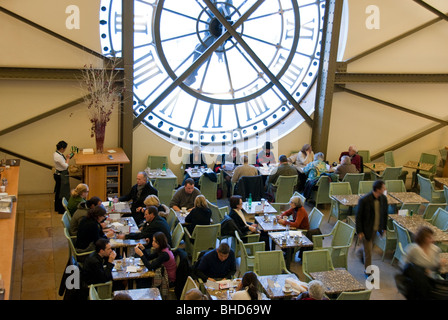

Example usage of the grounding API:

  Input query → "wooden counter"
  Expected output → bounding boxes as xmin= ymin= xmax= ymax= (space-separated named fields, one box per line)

xmin=0 ymin=165 xmax=20 ymax=300
xmin=74 ymin=148 xmax=130 ymax=200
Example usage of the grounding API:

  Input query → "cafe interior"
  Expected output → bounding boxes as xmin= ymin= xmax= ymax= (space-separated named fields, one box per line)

xmin=1 ymin=0 xmax=448 ymax=303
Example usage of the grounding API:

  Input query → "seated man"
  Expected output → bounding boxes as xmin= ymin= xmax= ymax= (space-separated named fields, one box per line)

xmin=339 ymin=145 xmax=362 ymax=172
xmin=195 ymin=243 xmax=236 ymax=282
xmin=81 ymin=238 xmax=116 ymax=286
xmin=119 ymin=171 xmax=158 ymax=225
xmin=255 ymin=141 xmax=276 ymax=167
xmin=335 ymin=155 xmax=359 ymax=180
xmin=169 ymin=178 xmax=201 ymax=212
xmin=266 ymin=154 xmax=299 ymax=198
xmin=117 ymin=205 xmax=172 ymax=247
xmin=231 ymin=155 xmax=259 ymax=184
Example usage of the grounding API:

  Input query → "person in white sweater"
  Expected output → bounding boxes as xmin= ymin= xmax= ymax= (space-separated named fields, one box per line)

xmin=231 ymin=271 xmax=268 ymax=300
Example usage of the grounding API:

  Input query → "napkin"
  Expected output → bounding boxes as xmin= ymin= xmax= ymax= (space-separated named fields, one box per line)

xmin=126 ymin=266 xmax=138 ymax=273
xmin=398 ymin=209 xmax=409 ymax=217
xmin=285 ymin=278 xmax=308 ymax=293
xmin=110 ymin=222 xmax=124 ymax=228
xmin=267 ymin=279 xmax=280 ymax=289
xmin=289 ymin=231 xmax=303 ymax=237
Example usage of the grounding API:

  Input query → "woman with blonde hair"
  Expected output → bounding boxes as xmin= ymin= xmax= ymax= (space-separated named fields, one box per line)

xmin=184 ymin=195 xmax=212 ymax=234
xmin=144 ymin=194 xmax=170 ymax=218
xmin=67 ymin=183 xmax=89 ymax=216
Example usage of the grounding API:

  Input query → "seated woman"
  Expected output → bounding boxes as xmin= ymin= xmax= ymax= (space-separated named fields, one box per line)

xmin=134 ymin=231 xmax=177 ymax=287
xmin=294 ymin=280 xmax=328 ymax=300
xmin=231 ymin=271 xmax=268 ymax=300
xmin=276 ymin=195 xmax=309 ymax=231
xmin=228 ymin=195 xmax=258 ymax=236
xmin=144 ymin=194 xmax=170 ymax=219
xmin=76 ymin=205 xmax=114 ymax=253
xmin=401 ymin=226 xmax=448 ymax=299
xmin=67 ymin=183 xmax=89 ymax=216
xmin=185 ymin=195 xmax=212 ymax=234
xmin=288 ymin=144 xmax=314 ymax=192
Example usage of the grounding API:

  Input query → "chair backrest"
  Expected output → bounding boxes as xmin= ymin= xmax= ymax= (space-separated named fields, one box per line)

xmin=313 ymin=175 xmax=332 ymax=205
xmin=444 ymin=186 xmax=448 ymax=209
xmin=88 ymin=281 xmax=112 ymax=300
xmin=417 ymin=174 xmax=435 ymax=202
xmin=380 ymin=167 xmax=402 ymax=181
xmin=385 ymin=180 xmax=406 ymax=193
xmin=337 ymin=290 xmax=372 ymax=300
xmin=329 ymin=182 xmax=352 ymax=196
xmin=147 ymin=155 xmax=168 ymax=169
xmin=191 ymin=224 xmax=221 ymax=252
xmin=383 ymin=151 xmax=395 ymax=167
xmin=207 ymin=200 xmax=225 ymax=224
xmin=399 ymin=203 xmax=421 ymax=215
xmin=332 ymin=220 xmax=355 ymax=247
xmin=358 ymin=150 xmax=370 ymax=163
xmin=180 ymin=276 xmax=199 ymax=300
xmin=199 ymin=173 xmax=220 ymax=203
xmin=431 ymin=208 xmax=448 ymax=231
xmin=238 ymin=175 xmax=264 ymax=201
xmin=167 ymin=208 xmax=178 ymax=232
xmin=302 ymin=249 xmax=335 ymax=277
xmin=358 ymin=181 xmax=374 ymax=195
xmin=62 ymin=197 xmax=69 ymax=213
xmin=274 ymin=175 xmax=298 ymax=203
xmin=419 ymin=153 xmax=438 ymax=174
xmin=153 ymin=178 xmax=178 ymax=206
xmin=308 ymin=207 xmax=324 ymax=230
xmin=62 ymin=212 xmax=71 ymax=230
xmin=422 ymin=203 xmax=447 ymax=221
xmin=171 ymin=223 xmax=185 ymax=251
xmin=254 ymin=250 xmax=288 ymax=276
xmin=234 ymin=231 xmax=249 ymax=273
xmin=292 ymin=191 xmax=306 ymax=205
xmin=342 ymin=173 xmax=364 ymax=194
xmin=393 ymin=220 xmax=412 ymax=255
xmin=270 ymin=203 xmax=289 ymax=213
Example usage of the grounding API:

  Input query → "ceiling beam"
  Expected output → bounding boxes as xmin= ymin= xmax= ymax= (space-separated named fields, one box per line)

xmin=344 ymin=14 xmax=447 ymax=64
xmin=0 ymin=67 xmax=124 ymax=81
xmin=413 ymin=0 xmax=448 ymax=22
xmin=0 ymin=6 xmax=111 ymax=63
xmin=335 ymin=73 xmax=448 ymax=83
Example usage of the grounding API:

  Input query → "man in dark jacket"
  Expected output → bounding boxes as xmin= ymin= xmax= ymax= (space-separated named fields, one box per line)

xmin=195 ymin=243 xmax=236 ymax=282
xmin=82 ymin=238 xmax=116 ymax=286
xmin=356 ymin=180 xmax=388 ymax=276
xmin=117 ymin=205 xmax=172 ymax=247
xmin=119 ymin=171 xmax=158 ymax=225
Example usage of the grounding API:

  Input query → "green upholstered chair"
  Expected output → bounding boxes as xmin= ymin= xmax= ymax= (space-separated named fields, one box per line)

xmin=312 ymin=220 xmax=355 ymax=269
xmin=88 ymin=281 xmax=113 ymax=300
xmin=234 ymin=231 xmax=265 ymax=276
xmin=302 ymin=249 xmax=335 ymax=282
xmin=342 ymin=173 xmax=364 ymax=194
xmin=147 ymin=155 xmax=168 ymax=169
xmin=336 ymin=290 xmax=372 ymax=300
xmin=417 ymin=174 xmax=445 ymax=204
xmin=328 ymin=182 xmax=352 ymax=223
xmin=391 ymin=220 xmax=412 ymax=266
xmin=253 ymin=250 xmax=291 ymax=276
xmin=184 ymin=223 xmax=221 ymax=263
xmin=274 ymin=175 xmax=298 ymax=203
xmin=373 ymin=218 xmax=397 ymax=261
xmin=153 ymin=177 xmax=178 ymax=207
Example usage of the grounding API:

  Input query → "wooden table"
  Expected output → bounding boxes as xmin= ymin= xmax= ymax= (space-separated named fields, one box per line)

xmin=255 ymin=215 xmax=287 ymax=232
xmin=389 ymin=214 xmax=448 ymax=243
xmin=434 ymin=177 xmax=448 ymax=188
xmin=105 ymin=201 xmax=131 ymax=215
xmin=145 ymin=168 xmax=177 ymax=180
xmin=258 ymin=273 xmax=302 ymax=299
xmin=404 ymin=161 xmax=434 ymax=172
xmin=114 ymin=288 xmax=162 ymax=300
xmin=112 ymin=258 xmax=155 ymax=282
xmin=185 ymin=167 xmax=212 ymax=179
xmin=389 ymin=192 xmax=430 ymax=204
xmin=0 ymin=164 xmax=19 ymax=300
xmin=268 ymin=231 xmax=313 ymax=268
xmin=364 ymin=162 xmax=389 ymax=172
xmin=310 ymin=269 xmax=367 ymax=297
xmin=203 ymin=279 xmax=241 ymax=300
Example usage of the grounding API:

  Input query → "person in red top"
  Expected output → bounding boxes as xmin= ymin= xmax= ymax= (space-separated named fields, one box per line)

xmin=276 ymin=195 xmax=310 ymax=230
xmin=339 ymin=145 xmax=362 ymax=172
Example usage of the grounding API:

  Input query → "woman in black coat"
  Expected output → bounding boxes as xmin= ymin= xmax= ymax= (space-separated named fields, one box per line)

xmin=228 ymin=195 xmax=258 ymax=235
xmin=76 ymin=205 xmax=114 ymax=252
xmin=185 ymin=195 xmax=212 ymax=234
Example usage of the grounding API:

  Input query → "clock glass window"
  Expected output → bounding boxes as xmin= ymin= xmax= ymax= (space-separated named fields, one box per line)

xmin=99 ymin=0 xmax=340 ymax=151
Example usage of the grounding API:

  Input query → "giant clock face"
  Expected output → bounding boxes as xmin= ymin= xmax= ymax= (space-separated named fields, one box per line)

xmin=99 ymin=0 xmax=326 ymax=151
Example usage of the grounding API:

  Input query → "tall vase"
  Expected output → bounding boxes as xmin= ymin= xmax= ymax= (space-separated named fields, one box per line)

xmin=94 ymin=121 xmax=106 ymax=154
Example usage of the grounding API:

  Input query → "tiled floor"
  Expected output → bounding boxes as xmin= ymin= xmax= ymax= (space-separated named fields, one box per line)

xmin=12 ymin=193 xmax=405 ymax=300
